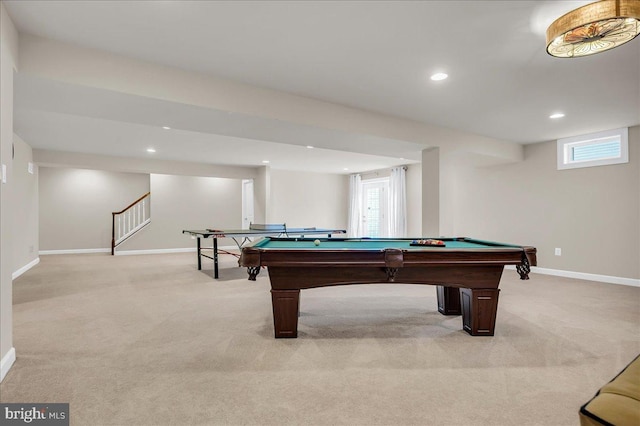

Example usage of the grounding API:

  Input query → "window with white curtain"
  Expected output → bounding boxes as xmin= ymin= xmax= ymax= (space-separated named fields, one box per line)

xmin=361 ymin=178 xmax=388 ymax=237
xmin=347 ymin=167 xmax=407 ymax=238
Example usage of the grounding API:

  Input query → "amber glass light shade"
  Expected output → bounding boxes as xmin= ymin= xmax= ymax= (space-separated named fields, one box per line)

xmin=546 ymin=0 xmax=640 ymax=58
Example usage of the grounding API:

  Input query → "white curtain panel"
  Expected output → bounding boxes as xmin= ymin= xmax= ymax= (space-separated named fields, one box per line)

xmin=347 ymin=173 xmax=362 ymax=237
xmin=388 ymin=167 xmax=407 ymax=237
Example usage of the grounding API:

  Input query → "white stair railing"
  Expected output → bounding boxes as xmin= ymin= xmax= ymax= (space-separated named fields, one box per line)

xmin=111 ymin=192 xmax=151 ymax=255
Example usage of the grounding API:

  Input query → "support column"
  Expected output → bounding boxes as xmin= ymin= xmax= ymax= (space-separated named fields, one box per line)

xmin=253 ymin=165 xmax=270 ymax=224
xmin=421 ymin=147 xmax=439 ymax=236
xmin=0 ymin=3 xmax=18 ymax=382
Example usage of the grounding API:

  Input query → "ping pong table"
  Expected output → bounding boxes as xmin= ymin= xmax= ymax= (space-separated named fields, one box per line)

xmin=182 ymin=224 xmax=346 ymax=278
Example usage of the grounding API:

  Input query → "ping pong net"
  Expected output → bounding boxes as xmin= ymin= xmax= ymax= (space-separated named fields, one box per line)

xmin=249 ymin=223 xmax=287 ymax=231
xmin=249 ymin=223 xmax=317 ymax=233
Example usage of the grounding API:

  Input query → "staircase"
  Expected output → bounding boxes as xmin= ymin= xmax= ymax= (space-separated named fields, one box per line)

xmin=111 ymin=192 xmax=151 ymax=255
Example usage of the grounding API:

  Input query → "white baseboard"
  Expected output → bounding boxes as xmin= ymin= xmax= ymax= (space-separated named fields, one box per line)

xmin=39 ymin=248 xmax=110 ymax=255
xmin=506 ymin=265 xmax=640 ymax=287
xmin=115 ymin=247 xmax=196 ymax=256
xmin=12 ymin=257 xmax=40 ymax=280
xmin=38 ymin=246 xmax=239 ymax=256
xmin=115 ymin=245 xmax=238 ymax=256
xmin=0 ymin=347 xmax=16 ymax=382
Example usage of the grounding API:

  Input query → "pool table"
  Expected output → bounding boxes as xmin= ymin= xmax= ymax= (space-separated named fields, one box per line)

xmin=239 ymin=237 xmax=537 ymax=338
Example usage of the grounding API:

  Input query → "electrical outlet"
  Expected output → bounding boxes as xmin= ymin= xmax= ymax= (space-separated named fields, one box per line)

xmin=555 ymin=248 xmax=562 ymax=256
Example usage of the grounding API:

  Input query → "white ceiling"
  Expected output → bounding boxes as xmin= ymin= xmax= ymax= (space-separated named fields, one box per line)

xmin=5 ymin=0 xmax=640 ymax=174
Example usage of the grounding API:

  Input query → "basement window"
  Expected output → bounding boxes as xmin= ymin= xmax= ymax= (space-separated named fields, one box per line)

xmin=557 ymin=127 xmax=628 ymax=170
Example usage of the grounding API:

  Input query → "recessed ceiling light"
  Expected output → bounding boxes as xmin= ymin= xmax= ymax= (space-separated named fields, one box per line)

xmin=549 ymin=113 xmax=565 ymax=119
xmin=162 ymin=126 xmax=171 ymax=130
xmin=262 ymin=160 xmax=270 ymax=164
xmin=146 ymin=148 xmax=156 ymax=153
xmin=343 ymin=168 xmax=349 ymax=171
xmin=430 ymin=72 xmax=448 ymax=81
xmin=307 ymin=146 xmax=314 ymax=149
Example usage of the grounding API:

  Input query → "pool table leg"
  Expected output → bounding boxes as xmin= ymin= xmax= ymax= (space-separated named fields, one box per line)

xmin=436 ymin=286 xmax=462 ymax=315
xmin=271 ymin=289 xmax=300 ymax=338
xmin=460 ymin=288 xmax=500 ymax=336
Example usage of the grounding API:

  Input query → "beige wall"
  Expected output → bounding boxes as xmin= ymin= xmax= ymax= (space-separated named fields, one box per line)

xmin=269 ymin=169 xmax=348 ymax=230
xmin=36 ymin=160 xmax=353 ymax=253
xmin=0 ymin=1 xmax=18 ymax=380
xmin=12 ymin=135 xmax=38 ymax=273
xmin=119 ymin=173 xmax=242 ymax=251
xmin=453 ymin=126 xmax=639 ymax=279
xmin=39 ymin=167 xmax=150 ymax=251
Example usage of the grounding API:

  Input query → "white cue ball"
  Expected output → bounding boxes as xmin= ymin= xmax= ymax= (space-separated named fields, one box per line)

xmin=314 ymin=239 xmax=321 ymax=246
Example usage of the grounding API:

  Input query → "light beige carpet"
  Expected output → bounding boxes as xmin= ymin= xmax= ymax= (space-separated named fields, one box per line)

xmin=1 ymin=252 xmax=639 ymax=426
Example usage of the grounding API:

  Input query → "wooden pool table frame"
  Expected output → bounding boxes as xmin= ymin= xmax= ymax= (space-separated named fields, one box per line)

xmin=240 ymin=237 xmax=537 ymax=338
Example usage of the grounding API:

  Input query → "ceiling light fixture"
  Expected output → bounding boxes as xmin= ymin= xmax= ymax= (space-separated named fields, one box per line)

xmin=550 ymin=113 xmax=566 ymax=119
xmin=262 ymin=160 xmax=270 ymax=164
xmin=162 ymin=126 xmax=171 ymax=130
xmin=146 ymin=148 xmax=156 ymax=153
xmin=546 ymin=0 xmax=640 ymax=58
xmin=430 ymin=72 xmax=448 ymax=81
xmin=306 ymin=146 xmax=314 ymax=149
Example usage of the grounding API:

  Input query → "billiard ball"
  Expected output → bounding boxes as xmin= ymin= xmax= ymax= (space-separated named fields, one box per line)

xmin=314 ymin=239 xmax=321 ymax=246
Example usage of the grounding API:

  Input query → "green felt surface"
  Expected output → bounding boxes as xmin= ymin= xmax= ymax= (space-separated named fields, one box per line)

xmin=251 ymin=238 xmax=520 ymax=250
